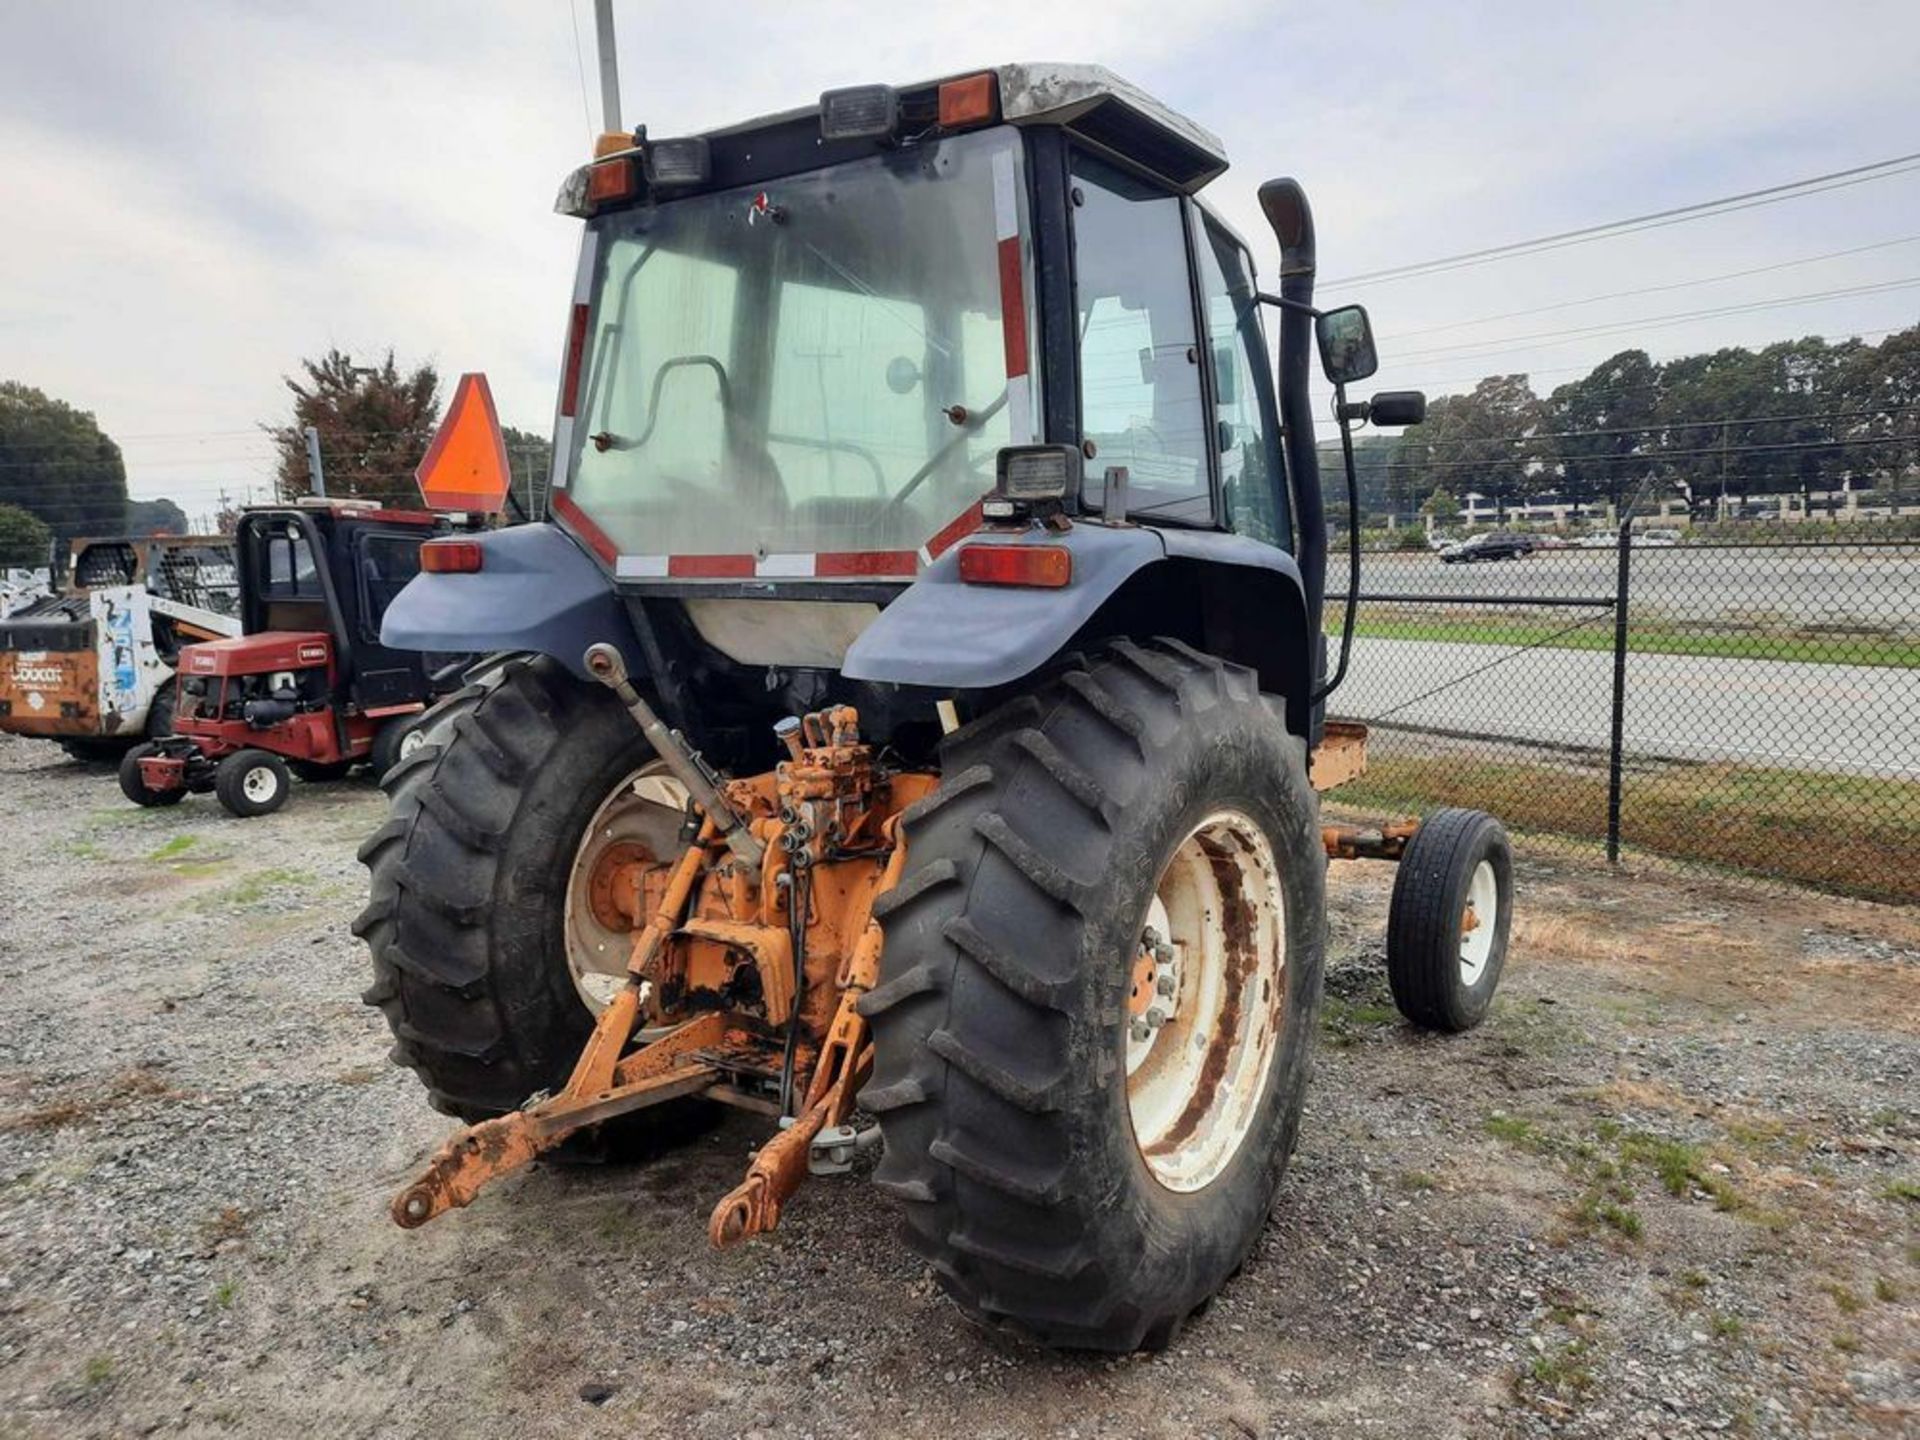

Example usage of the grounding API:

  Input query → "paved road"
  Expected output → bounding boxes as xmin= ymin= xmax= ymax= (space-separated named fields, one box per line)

xmin=1332 ymin=544 xmax=1919 ymax=629
xmin=1339 ymin=636 xmax=1920 ymax=778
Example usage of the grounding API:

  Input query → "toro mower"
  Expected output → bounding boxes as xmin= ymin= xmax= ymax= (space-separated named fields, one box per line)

xmin=121 ymin=501 xmax=463 ymax=817
xmin=361 ymin=48 xmax=1515 ymax=1351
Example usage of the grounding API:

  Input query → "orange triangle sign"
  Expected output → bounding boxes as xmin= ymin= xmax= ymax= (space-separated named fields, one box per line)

xmin=415 ymin=373 xmax=512 ymax=513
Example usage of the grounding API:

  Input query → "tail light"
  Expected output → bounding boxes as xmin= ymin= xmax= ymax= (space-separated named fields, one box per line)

xmin=421 ymin=539 xmax=484 ymax=574
xmin=958 ymin=543 xmax=1072 ymax=588
xmin=586 ymin=157 xmax=636 ymax=205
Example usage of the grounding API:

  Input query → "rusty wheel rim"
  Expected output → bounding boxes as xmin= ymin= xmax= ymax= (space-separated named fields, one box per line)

xmin=1125 ymin=810 xmax=1287 ymax=1193
xmin=562 ymin=761 xmax=687 ymax=1014
xmin=1459 ymin=859 xmax=1497 ymax=986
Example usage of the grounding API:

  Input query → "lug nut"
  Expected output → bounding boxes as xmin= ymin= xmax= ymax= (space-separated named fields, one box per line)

xmin=1153 ymin=941 xmax=1175 ymax=964
xmin=1130 ymin=1018 xmax=1150 ymax=1043
xmin=1156 ymin=974 xmax=1176 ymax=998
xmin=1145 ymin=1008 xmax=1166 ymax=1030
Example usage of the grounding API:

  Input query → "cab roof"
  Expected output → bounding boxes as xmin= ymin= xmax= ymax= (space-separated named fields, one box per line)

xmin=672 ymin=63 xmax=1228 ymax=195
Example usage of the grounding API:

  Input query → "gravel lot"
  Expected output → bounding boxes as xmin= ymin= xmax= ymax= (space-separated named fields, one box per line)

xmin=1 ymin=732 xmax=1914 ymax=1438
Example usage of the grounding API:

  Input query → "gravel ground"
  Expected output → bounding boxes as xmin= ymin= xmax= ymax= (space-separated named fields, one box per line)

xmin=0 ymin=732 xmax=1914 ymax=1438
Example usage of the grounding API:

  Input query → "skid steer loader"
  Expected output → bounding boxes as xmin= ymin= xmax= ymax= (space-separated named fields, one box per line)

xmin=361 ymin=61 xmax=1514 ymax=1351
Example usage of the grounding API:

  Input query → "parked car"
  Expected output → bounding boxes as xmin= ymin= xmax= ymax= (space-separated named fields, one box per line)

xmin=1637 ymin=528 xmax=1682 ymax=547
xmin=1440 ymin=532 xmax=1536 ymax=564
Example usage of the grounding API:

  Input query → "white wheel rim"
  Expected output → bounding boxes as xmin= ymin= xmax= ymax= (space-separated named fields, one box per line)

xmin=1459 ymin=859 xmax=1497 ymax=986
xmin=562 ymin=762 xmax=688 ymax=1014
xmin=242 ymin=765 xmax=279 ymax=803
xmin=1126 ymin=810 xmax=1288 ymax=1194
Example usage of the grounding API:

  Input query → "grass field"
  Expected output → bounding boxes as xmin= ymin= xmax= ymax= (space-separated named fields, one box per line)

xmin=1335 ymin=750 xmax=1920 ymax=906
xmin=1351 ymin=609 xmax=1919 ymax=669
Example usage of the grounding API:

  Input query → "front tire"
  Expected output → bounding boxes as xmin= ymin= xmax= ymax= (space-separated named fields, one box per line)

xmin=864 ymin=640 xmax=1325 ymax=1351
xmin=214 ymin=749 xmax=291 ymax=817
xmin=354 ymin=655 xmax=705 ymax=1141
xmin=1385 ymin=808 xmax=1512 ymax=1031
xmin=119 ymin=742 xmax=185 ymax=807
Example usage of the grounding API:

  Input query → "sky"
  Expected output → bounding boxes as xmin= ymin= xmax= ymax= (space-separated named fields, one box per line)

xmin=2 ymin=0 xmax=1917 ymax=521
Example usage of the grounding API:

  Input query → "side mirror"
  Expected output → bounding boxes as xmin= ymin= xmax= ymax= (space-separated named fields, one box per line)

xmin=1315 ymin=304 xmax=1379 ymax=385
xmin=1367 ymin=390 xmax=1427 ymax=427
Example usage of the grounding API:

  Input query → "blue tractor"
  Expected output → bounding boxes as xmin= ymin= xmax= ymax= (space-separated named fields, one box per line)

xmin=362 ymin=63 xmax=1513 ymax=1351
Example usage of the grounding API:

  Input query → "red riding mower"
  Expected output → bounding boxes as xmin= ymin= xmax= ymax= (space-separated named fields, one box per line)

xmin=119 ymin=501 xmax=463 ymax=817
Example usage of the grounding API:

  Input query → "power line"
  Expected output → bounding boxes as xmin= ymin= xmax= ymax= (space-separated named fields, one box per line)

xmin=1324 ymin=152 xmax=1920 ymax=288
xmin=1381 ymin=234 xmax=1920 ymax=342
xmin=1389 ymin=276 xmax=1920 ymax=362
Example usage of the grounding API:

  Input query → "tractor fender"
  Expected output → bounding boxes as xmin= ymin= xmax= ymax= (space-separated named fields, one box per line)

xmin=841 ymin=524 xmax=1314 ymax=724
xmin=379 ymin=523 xmax=644 ymax=683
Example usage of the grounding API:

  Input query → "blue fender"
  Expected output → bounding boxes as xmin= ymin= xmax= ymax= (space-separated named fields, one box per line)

xmin=842 ymin=523 xmax=1313 ymax=716
xmin=380 ymin=523 xmax=644 ymax=682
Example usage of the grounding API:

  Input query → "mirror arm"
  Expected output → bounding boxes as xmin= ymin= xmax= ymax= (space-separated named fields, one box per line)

xmin=1312 ymin=381 xmax=1362 ymax=706
xmin=1256 ymin=290 xmax=1320 ymax=317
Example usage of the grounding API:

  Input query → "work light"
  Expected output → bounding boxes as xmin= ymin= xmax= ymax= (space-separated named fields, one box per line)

xmin=995 ymin=444 xmax=1080 ymax=504
xmin=819 ymin=85 xmax=898 ymax=140
xmin=644 ymin=137 xmax=711 ymax=187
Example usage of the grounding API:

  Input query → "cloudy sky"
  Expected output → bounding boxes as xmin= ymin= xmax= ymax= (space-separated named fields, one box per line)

xmin=3 ymin=0 xmax=1917 ymax=520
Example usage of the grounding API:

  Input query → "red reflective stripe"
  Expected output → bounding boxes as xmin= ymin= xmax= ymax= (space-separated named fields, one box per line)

xmin=996 ymin=236 xmax=1027 ymax=378
xmin=560 ymin=303 xmax=591 ymax=417
xmin=549 ymin=488 xmax=617 ymax=564
xmin=815 ymin=550 xmax=918 ymax=578
xmin=668 ymin=554 xmax=756 ymax=578
xmin=925 ymin=500 xmax=984 ymax=559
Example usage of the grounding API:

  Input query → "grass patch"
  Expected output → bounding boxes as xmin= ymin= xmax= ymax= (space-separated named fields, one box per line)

xmin=147 ymin=834 xmax=197 ymax=861
xmin=83 ymin=1355 xmax=114 ymax=1386
xmin=1337 ymin=753 xmax=1920 ymax=906
xmin=1874 ymin=1276 xmax=1898 ymax=1303
xmin=1823 ymin=1282 xmax=1864 ymax=1315
xmin=64 ymin=839 xmax=106 ymax=860
xmin=1524 ymin=1337 xmax=1598 ymax=1396
xmin=1484 ymin=1113 xmax=1555 ymax=1153
xmin=1882 ymin=1178 xmax=1920 ymax=1204
xmin=1320 ymin=994 xmax=1400 ymax=1046
xmin=0 ymin=1068 xmax=182 ymax=1133
xmin=1352 ymin=608 xmax=1920 ymax=669
xmin=213 ymin=1280 xmax=238 ymax=1309
xmin=1398 ymin=1170 xmax=1438 ymax=1193
xmin=1832 ymin=1331 xmax=1861 ymax=1353
xmin=1711 ymin=1311 xmax=1745 ymax=1340
xmin=1618 ymin=1133 xmax=1702 ymax=1197
xmin=208 ymin=866 xmax=312 ymax=910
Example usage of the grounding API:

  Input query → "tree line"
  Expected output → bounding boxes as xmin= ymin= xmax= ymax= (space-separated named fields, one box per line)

xmin=1324 ymin=323 xmax=1920 ymax=525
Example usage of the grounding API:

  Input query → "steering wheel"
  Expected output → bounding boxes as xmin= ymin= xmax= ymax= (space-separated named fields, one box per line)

xmin=883 ymin=388 xmax=1012 ymax=518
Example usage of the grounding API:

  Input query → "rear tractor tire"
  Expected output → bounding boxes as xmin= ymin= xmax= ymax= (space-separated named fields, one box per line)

xmin=214 ymin=748 xmax=291 ymax=818
xmin=355 ymin=655 xmax=710 ymax=1149
xmin=1385 ymin=808 xmax=1512 ymax=1032
xmin=864 ymin=639 xmax=1326 ymax=1351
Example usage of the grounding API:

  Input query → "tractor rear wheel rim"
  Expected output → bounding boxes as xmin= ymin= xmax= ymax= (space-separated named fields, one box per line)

xmin=1459 ymin=859 xmax=1498 ymax=986
xmin=562 ymin=761 xmax=688 ymax=1014
xmin=1126 ymin=809 xmax=1287 ymax=1194
xmin=242 ymin=765 xmax=278 ymax=803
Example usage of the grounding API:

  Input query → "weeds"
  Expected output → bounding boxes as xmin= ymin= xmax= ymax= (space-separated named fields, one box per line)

xmin=147 ymin=834 xmax=197 ymax=861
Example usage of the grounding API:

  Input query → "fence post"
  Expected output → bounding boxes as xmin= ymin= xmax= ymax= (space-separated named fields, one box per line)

xmin=1606 ymin=520 xmax=1633 ymax=864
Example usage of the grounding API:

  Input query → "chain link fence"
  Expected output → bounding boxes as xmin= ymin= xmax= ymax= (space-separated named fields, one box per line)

xmin=1322 ymin=528 xmax=1920 ymax=905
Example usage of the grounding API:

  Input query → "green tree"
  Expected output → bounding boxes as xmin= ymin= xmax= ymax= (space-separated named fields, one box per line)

xmin=0 ymin=382 xmax=128 ymax=544
xmin=502 ymin=425 xmax=553 ymax=519
xmin=264 ymin=349 xmax=439 ymax=507
xmin=1394 ymin=375 xmax=1545 ymax=522
xmin=1421 ymin=487 xmax=1462 ymax=528
xmin=0 ymin=501 xmax=53 ymax=568
xmin=127 ymin=496 xmax=190 ymax=535
xmin=1547 ymin=349 xmax=1660 ymax=515
xmin=1838 ymin=324 xmax=1920 ymax=514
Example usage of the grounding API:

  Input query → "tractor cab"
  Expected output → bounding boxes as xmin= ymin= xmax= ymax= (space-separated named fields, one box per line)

xmin=392 ymin=65 xmax=1414 ymax=772
xmin=123 ymin=501 xmax=461 ymax=816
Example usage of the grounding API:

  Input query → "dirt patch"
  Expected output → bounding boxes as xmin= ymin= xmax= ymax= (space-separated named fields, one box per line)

xmin=0 ymin=733 xmax=1915 ymax=1438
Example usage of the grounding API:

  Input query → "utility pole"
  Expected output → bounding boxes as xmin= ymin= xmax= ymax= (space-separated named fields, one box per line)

xmin=593 ymin=0 xmax=622 ymax=135
xmin=304 ymin=426 xmax=326 ymax=499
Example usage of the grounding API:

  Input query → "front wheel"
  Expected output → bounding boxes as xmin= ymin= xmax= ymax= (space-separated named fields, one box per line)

xmin=214 ymin=749 xmax=291 ymax=817
xmin=1385 ymin=808 xmax=1512 ymax=1031
xmin=864 ymin=639 xmax=1325 ymax=1351
xmin=119 ymin=743 xmax=185 ymax=807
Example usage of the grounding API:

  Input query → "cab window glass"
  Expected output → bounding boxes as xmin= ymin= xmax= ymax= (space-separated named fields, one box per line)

xmin=1195 ymin=217 xmax=1289 ymax=548
xmin=356 ymin=533 xmax=424 ymax=640
xmin=1069 ymin=152 xmax=1211 ymax=523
